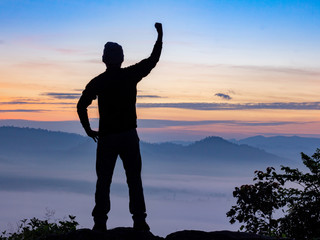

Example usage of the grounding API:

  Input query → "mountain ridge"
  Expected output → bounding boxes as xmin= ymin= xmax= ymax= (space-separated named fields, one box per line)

xmin=0 ymin=126 xmax=288 ymax=176
xmin=236 ymin=135 xmax=320 ymax=162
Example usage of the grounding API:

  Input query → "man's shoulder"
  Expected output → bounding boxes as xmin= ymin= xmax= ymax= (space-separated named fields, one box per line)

xmin=94 ymin=71 xmax=108 ymax=80
xmin=88 ymin=71 xmax=107 ymax=84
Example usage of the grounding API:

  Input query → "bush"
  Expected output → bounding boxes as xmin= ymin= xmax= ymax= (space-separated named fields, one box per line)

xmin=227 ymin=149 xmax=320 ymax=239
xmin=0 ymin=213 xmax=78 ymax=240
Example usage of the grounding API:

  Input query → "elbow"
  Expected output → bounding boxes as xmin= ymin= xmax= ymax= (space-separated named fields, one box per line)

xmin=77 ymin=101 xmax=85 ymax=115
xmin=76 ymin=102 xmax=81 ymax=112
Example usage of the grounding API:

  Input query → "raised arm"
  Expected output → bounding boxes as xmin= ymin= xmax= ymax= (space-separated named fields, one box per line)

xmin=155 ymin=22 xmax=163 ymax=43
xmin=125 ymin=23 xmax=163 ymax=80
xmin=148 ymin=22 xmax=163 ymax=63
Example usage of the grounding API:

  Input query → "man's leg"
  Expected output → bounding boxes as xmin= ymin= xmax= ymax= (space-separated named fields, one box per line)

xmin=92 ymin=135 xmax=118 ymax=231
xmin=119 ymin=129 xmax=149 ymax=230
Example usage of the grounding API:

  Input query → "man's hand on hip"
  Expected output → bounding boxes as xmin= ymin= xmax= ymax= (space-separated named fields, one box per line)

xmin=86 ymin=129 xmax=99 ymax=142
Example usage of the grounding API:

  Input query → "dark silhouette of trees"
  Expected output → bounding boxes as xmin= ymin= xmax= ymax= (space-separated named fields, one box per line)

xmin=227 ymin=149 xmax=320 ymax=239
xmin=0 ymin=215 xmax=78 ymax=240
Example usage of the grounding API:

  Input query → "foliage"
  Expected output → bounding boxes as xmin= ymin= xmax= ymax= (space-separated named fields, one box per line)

xmin=227 ymin=149 xmax=320 ymax=239
xmin=0 ymin=213 xmax=78 ymax=240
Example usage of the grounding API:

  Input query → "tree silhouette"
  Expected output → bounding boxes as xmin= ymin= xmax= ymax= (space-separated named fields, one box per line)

xmin=227 ymin=149 xmax=320 ymax=239
xmin=0 ymin=214 xmax=78 ymax=240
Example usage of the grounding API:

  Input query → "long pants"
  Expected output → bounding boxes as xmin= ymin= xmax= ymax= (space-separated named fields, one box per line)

xmin=91 ymin=128 xmax=146 ymax=219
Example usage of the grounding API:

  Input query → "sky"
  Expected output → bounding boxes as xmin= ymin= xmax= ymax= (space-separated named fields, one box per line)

xmin=1 ymin=0 xmax=320 ymax=141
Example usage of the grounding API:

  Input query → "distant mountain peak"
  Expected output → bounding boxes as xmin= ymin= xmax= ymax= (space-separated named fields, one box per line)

xmin=193 ymin=136 xmax=226 ymax=144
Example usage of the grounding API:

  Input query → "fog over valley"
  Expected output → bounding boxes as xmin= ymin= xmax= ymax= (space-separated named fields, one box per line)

xmin=0 ymin=127 xmax=318 ymax=236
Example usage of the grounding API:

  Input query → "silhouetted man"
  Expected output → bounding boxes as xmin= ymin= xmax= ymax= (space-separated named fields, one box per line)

xmin=77 ymin=23 xmax=163 ymax=232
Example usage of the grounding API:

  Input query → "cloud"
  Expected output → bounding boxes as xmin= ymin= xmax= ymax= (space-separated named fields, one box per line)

xmin=0 ymin=109 xmax=45 ymax=113
xmin=137 ymin=102 xmax=320 ymax=111
xmin=215 ymin=93 xmax=232 ymax=100
xmin=54 ymin=48 xmax=81 ymax=54
xmin=15 ymin=61 xmax=60 ymax=69
xmin=0 ymin=98 xmax=42 ymax=105
xmin=41 ymin=92 xmax=163 ymax=100
xmin=42 ymin=92 xmax=81 ymax=99
xmin=0 ymin=100 xmax=74 ymax=105
xmin=159 ymin=62 xmax=320 ymax=76
xmin=0 ymin=101 xmax=32 ymax=105
xmin=0 ymin=174 xmax=226 ymax=197
xmin=0 ymin=119 xmax=304 ymax=136
xmin=137 ymin=119 xmax=308 ymax=128
xmin=0 ymin=175 xmax=94 ymax=194
xmin=137 ymin=95 xmax=163 ymax=98
xmin=232 ymin=65 xmax=320 ymax=76
xmin=0 ymin=119 xmax=97 ymax=135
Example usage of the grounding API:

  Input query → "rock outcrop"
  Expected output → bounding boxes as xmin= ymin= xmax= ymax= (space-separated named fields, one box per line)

xmin=43 ymin=227 xmax=288 ymax=240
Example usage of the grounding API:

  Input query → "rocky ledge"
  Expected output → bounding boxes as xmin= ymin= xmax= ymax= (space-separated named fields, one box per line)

xmin=43 ymin=227 xmax=287 ymax=240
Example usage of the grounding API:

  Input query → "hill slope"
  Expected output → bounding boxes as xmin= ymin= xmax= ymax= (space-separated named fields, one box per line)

xmin=237 ymin=135 xmax=320 ymax=162
xmin=0 ymin=127 xmax=287 ymax=176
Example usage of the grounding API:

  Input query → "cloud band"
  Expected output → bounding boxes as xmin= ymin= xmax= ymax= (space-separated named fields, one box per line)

xmin=137 ymin=102 xmax=320 ymax=110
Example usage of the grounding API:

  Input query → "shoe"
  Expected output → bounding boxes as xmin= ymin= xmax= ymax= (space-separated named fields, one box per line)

xmin=132 ymin=213 xmax=150 ymax=231
xmin=92 ymin=223 xmax=107 ymax=232
xmin=133 ymin=215 xmax=150 ymax=231
xmin=92 ymin=217 xmax=107 ymax=232
xmin=133 ymin=219 xmax=150 ymax=231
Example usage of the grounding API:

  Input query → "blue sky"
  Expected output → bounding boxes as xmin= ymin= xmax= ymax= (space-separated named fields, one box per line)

xmin=2 ymin=0 xmax=319 ymax=65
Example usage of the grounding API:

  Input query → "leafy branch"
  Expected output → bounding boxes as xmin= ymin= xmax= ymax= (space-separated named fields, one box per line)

xmin=227 ymin=149 xmax=320 ymax=239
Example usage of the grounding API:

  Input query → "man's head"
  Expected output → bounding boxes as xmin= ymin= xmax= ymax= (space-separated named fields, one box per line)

xmin=102 ymin=42 xmax=124 ymax=67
